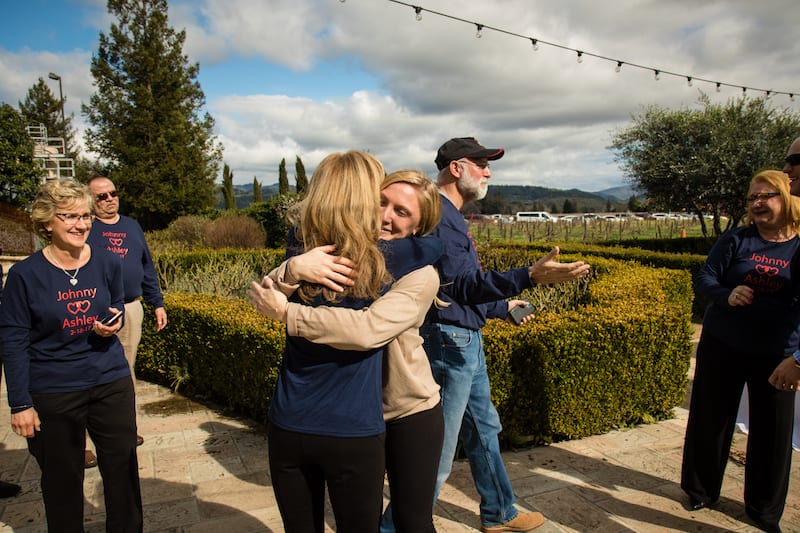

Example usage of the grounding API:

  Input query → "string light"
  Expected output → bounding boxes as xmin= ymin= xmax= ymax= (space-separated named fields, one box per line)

xmin=370 ymin=0 xmax=799 ymax=101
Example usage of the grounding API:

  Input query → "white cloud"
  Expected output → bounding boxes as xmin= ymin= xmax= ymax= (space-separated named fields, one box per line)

xmin=2 ymin=0 xmax=798 ymax=192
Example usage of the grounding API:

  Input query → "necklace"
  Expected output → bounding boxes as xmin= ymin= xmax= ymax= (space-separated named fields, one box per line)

xmin=47 ymin=246 xmax=82 ymax=286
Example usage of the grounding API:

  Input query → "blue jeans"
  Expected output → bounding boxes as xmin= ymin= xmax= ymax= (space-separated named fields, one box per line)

xmin=381 ymin=323 xmax=518 ymax=531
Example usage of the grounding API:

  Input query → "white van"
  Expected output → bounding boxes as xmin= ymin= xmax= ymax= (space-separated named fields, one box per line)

xmin=515 ymin=211 xmax=553 ymax=222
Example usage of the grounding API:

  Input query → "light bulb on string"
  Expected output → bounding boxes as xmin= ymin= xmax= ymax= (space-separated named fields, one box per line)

xmin=414 ymin=6 xmax=422 ymax=21
xmin=766 ymin=90 xmax=772 ymax=99
xmin=530 ymin=38 xmax=539 ymax=51
xmin=716 ymin=82 xmax=721 ymax=93
xmin=615 ymin=61 xmax=623 ymax=73
xmin=791 ymin=94 xmax=795 ymax=102
xmin=475 ymin=24 xmax=483 ymax=39
xmin=742 ymin=87 xmax=747 ymax=95
xmin=686 ymin=77 xmax=692 ymax=87
xmin=654 ymin=70 xmax=660 ymax=81
xmin=576 ymin=50 xmax=583 ymax=63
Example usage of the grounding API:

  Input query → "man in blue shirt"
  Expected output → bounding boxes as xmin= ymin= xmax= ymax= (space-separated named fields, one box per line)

xmin=419 ymin=137 xmax=589 ymax=532
xmin=87 ymin=176 xmax=167 ymax=458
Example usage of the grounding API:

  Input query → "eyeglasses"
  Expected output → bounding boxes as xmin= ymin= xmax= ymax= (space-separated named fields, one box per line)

xmin=786 ymin=154 xmax=800 ymax=166
xmin=55 ymin=213 xmax=95 ymax=225
xmin=96 ymin=190 xmax=118 ymax=201
xmin=746 ymin=192 xmax=781 ymax=203
xmin=459 ymin=159 xmax=490 ymax=170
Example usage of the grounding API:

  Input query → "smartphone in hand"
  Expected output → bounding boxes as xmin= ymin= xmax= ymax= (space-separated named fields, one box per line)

xmin=509 ymin=303 xmax=535 ymax=325
xmin=102 ymin=310 xmax=124 ymax=327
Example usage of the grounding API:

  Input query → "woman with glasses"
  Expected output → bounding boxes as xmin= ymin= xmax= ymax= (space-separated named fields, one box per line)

xmin=682 ymin=170 xmax=800 ymax=533
xmin=0 ymin=179 xmax=143 ymax=532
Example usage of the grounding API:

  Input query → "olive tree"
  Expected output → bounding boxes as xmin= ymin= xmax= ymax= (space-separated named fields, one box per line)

xmin=611 ymin=95 xmax=800 ymax=237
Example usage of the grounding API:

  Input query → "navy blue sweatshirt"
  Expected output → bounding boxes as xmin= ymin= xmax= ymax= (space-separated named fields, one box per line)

xmin=425 ymin=194 xmax=532 ymax=330
xmin=0 ymin=249 xmax=129 ymax=411
xmin=87 ymin=215 xmax=164 ymax=307
xmin=697 ymin=225 xmax=800 ymax=360
xmin=268 ymin=236 xmax=443 ymax=437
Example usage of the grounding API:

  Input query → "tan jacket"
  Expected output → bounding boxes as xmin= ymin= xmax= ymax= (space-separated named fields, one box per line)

xmin=271 ymin=263 xmax=440 ymax=421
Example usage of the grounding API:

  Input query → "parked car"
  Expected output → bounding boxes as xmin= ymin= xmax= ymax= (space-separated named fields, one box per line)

xmin=465 ymin=214 xmax=498 ymax=224
xmin=516 ymin=211 xmax=554 ymax=222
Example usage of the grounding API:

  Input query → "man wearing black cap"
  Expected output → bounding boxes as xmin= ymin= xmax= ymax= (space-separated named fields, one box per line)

xmin=383 ymin=137 xmax=589 ymax=532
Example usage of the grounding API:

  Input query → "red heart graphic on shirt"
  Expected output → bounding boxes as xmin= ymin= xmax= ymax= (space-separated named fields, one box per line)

xmin=67 ymin=300 xmax=91 ymax=315
xmin=109 ymin=238 xmax=123 ymax=247
xmin=755 ymin=264 xmax=780 ymax=276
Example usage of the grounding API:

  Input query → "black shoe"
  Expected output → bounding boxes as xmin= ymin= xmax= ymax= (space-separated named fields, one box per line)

xmin=0 ymin=481 xmax=21 ymax=498
xmin=136 ymin=434 xmax=144 ymax=446
xmin=688 ymin=497 xmax=716 ymax=511
xmin=747 ymin=511 xmax=782 ymax=533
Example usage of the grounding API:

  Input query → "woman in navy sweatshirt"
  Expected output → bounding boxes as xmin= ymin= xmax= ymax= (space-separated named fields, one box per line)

xmin=0 ymin=179 xmax=142 ymax=532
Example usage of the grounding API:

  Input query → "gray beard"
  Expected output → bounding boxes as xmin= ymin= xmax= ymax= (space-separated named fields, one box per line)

xmin=456 ymin=166 xmax=488 ymax=203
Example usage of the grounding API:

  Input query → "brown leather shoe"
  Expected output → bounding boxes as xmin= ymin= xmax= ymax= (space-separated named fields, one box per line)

xmin=84 ymin=450 xmax=97 ymax=469
xmin=482 ymin=512 xmax=545 ymax=532
xmin=136 ymin=435 xmax=144 ymax=446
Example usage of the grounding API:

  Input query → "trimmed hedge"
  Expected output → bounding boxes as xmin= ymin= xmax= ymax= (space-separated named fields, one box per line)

xmin=137 ymin=293 xmax=285 ymax=423
xmin=137 ymin=253 xmax=693 ymax=443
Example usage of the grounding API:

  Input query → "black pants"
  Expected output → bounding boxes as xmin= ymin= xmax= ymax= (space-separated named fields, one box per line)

xmin=385 ymin=404 xmax=444 ymax=533
xmin=268 ymin=424 xmax=385 ymax=533
xmin=28 ymin=376 xmax=142 ymax=533
xmin=681 ymin=333 xmax=794 ymax=529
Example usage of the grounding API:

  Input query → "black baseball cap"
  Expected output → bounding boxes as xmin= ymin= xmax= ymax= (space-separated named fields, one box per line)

xmin=435 ymin=137 xmax=505 ymax=170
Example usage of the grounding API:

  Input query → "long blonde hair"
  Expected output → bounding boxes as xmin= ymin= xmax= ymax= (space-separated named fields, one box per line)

xmin=293 ymin=150 xmax=391 ymax=303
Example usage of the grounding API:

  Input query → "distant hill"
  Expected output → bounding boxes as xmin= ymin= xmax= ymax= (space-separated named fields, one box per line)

xmin=591 ymin=184 xmax=641 ymax=201
xmin=217 ymin=183 xmax=286 ymax=209
xmin=219 ymin=183 xmax=646 ymax=214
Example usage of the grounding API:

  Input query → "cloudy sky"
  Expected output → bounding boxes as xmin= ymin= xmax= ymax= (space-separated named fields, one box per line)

xmin=2 ymin=0 xmax=799 ymax=192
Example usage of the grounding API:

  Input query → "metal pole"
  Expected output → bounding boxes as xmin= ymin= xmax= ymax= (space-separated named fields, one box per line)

xmin=47 ymin=72 xmax=65 ymax=124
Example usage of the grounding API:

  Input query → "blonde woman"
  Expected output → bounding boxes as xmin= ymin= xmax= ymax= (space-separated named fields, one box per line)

xmin=249 ymin=152 xmax=410 ymax=532
xmin=252 ymin=170 xmax=447 ymax=532
xmin=682 ymin=170 xmax=800 ymax=532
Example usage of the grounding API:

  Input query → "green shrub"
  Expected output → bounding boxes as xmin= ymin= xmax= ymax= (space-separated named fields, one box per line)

xmin=138 ymin=252 xmax=693 ymax=444
xmin=484 ymin=257 xmax=692 ymax=444
xmin=153 ymin=249 xmax=285 ymax=296
xmin=244 ymin=195 xmax=300 ymax=248
xmin=137 ymin=293 xmax=285 ymax=424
